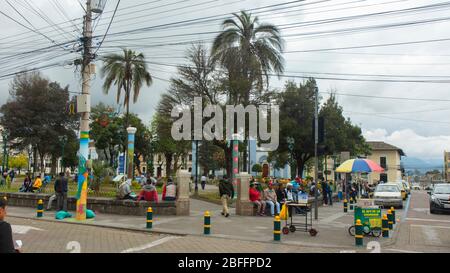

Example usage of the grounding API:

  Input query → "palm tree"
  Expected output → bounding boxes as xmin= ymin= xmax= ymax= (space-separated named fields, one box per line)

xmin=211 ymin=11 xmax=285 ymax=104
xmin=211 ymin=11 xmax=284 ymax=173
xmin=101 ymin=49 xmax=152 ymax=129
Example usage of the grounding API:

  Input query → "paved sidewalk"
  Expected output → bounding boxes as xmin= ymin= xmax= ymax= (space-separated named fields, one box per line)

xmin=7 ymin=198 xmax=397 ymax=249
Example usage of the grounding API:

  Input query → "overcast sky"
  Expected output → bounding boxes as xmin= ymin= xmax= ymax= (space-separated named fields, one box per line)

xmin=1 ymin=0 xmax=450 ymax=161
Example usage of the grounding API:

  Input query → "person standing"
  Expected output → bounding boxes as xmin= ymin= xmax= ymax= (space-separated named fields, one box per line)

xmin=328 ymin=181 xmax=333 ymax=206
xmin=0 ymin=198 xmax=19 ymax=253
xmin=54 ymin=172 xmax=68 ymax=211
xmin=337 ymin=180 xmax=343 ymax=201
xmin=219 ymin=175 xmax=234 ymax=217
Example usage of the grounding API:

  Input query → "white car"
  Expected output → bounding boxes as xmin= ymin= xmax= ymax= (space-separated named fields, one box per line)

xmin=374 ymin=184 xmax=403 ymax=209
xmin=388 ymin=182 xmax=407 ymax=200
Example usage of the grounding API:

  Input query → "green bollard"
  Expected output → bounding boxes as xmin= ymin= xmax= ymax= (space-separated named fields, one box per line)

xmin=390 ymin=207 xmax=396 ymax=225
xmin=146 ymin=207 xmax=153 ymax=229
xmin=355 ymin=219 xmax=364 ymax=247
xmin=382 ymin=214 xmax=389 ymax=238
xmin=204 ymin=211 xmax=211 ymax=235
xmin=37 ymin=199 xmax=43 ymax=218
xmin=349 ymin=198 xmax=354 ymax=211
xmin=343 ymin=199 xmax=348 ymax=213
xmin=274 ymin=216 xmax=281 ymax=241
xmin=387 ymin=210 xmax=393 ymax=230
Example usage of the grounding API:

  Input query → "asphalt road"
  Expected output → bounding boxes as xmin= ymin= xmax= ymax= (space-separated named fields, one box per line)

xmin=386 ymin=190 xmax=450 ymax=253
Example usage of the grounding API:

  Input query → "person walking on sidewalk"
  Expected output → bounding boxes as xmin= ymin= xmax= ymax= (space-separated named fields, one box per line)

xmin=219 ymin=175 xmax=234 ymax=217
xmin=54 ymin=172 xmax=68 ymax=211
xmin=201 ymin=175 xmax=207 ymax=190
xmin=0 ymin=198 xmax=19 ymax=253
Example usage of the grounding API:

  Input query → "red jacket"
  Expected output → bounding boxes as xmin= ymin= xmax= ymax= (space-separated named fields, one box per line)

xmin=138 ymin=185 xmax=158 ymax=202
xmin=249 ymin=187 xmax=261 ymax=202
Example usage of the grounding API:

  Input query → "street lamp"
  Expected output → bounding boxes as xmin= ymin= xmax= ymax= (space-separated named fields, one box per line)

xmin=59 ymin=135 xmax=68 ymax=173
xmin=286 ymin=137 xmax=295 ymax=178
xmin=28 ymin=144 xmax=32 ymax=174
xmin=2 ymin=129 xmax=9 ymax=173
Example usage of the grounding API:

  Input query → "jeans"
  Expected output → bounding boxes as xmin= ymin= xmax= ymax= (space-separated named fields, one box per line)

xmin=265 ymin=200 xmax=280 ymax=216
xmin=56 ymin=192 xmax=68 ymax=211
xmin=252 ymin=200 xmax=266 ymax=215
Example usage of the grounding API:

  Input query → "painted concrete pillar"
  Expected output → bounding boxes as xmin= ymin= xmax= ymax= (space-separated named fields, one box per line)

xmin=127 ymin=127 xmax=137 ymax=180
xmin=232 ymin=134 xmax=240 ymax=199
xmin=249 ymin=139 xmax=257 ymax=176
xmin=236 ymin=172 xmax=253 ymax=216
xmin=76 ymin=131 xmax=89 ymax=220
xmin=176 ymin=170 xmax=190 ymax=215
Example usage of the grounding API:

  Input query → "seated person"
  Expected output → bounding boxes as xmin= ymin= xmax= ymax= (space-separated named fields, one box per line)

xmin=118 ymin=179 xmax=137 ymax=200
xmin=32 ymin=175 xmax=42 ymax=192
xmin=276 ymin=183 xmax=286 ymax=203
xmin=137 ymin=180 xmax=158 ymax=202
xmin=20 ymin=175 xmax=33 ymax=192
xmin=263 ymin=182 xmax=280 ymax=216
xmin=249 ymin=183 xmax=266 ymax=216
xmin=162 ymin=178 xmax=177 ymax=201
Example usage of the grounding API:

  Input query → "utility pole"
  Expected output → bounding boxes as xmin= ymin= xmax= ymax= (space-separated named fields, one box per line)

xmin=314 ymin=86 xmax=319 ymax=220
xmin=76 ymin=0 xmax=93 ymax=221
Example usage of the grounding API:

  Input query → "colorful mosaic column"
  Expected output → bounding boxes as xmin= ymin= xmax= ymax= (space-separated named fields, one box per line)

xmin=232 ymin=134 xmax=239 ymax=199
xmin=76 ymin=131 xmax=89 ymax=221
xmin=127 ymin=127 xmax=137 ymax=180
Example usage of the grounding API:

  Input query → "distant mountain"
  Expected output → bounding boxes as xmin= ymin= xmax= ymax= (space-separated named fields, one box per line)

xmin=401 ymin=157 xmax=443 ymax=172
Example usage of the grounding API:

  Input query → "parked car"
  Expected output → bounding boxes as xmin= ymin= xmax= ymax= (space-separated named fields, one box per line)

xmin=402 ymin=182 xmax=411 ymax=195
xmin=389 ymin=182 xmax=407 ymax=200
xmin=412 ymin=183 xmax=421 ymax=190
xmin=429 ymin=183 xmax=450 ymax=214
xmin=374 ymin=184 xmax=403 ymax=209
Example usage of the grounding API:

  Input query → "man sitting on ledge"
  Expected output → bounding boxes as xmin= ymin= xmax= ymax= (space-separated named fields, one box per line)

xmin=118 ymin=179 xmax=137 ymax=201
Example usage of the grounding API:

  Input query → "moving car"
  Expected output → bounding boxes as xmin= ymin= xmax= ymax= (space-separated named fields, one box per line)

xmin=412 ymin=183 xmax=421 ymax=190
xmin=429 ymin=183 xmax=450 ymax=214
xmin=374 ymin=183 xmax=403 ymax=209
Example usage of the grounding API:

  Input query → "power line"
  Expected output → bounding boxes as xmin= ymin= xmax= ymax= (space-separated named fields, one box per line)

xmin=93 ymin=0 xmax=121 ymax=56
xmin=320 ymin=91 xmax=450 ymax=102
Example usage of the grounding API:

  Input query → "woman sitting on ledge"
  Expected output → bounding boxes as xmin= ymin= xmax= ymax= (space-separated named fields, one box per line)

xmin=162 ymin=178 xmax=177 ymax=201
xmin=137 ymin=180 xmax=158 ymax=202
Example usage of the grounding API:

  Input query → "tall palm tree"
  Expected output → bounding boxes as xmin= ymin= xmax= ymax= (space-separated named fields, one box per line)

xmin=101 ymin=49 xmax=152 ymax=128
xmin=211 ymin=11 xmax=285 ymax=104
xmin=211 ymin=11 xmax=284 ymax=172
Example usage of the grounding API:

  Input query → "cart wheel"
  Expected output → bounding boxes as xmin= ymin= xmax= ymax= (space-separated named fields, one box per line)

xmin=309 ymin=229 xmax=318 ymax=236
xmin=282 ymin=227 xmax=290 ymax=235
xmin=289 ymin=225 xmax=296 ymax=233
xmin=370 ymin=228 xmax=382 ymax=237
xmin=348 ymin=225 xmax=355 ymax=236
xmin=363 ymin=225 xmax=371 ymax=235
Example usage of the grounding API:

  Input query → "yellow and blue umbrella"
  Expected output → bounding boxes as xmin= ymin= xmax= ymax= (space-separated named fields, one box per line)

xmin=335 ymin=158 xmax=384 ymax=173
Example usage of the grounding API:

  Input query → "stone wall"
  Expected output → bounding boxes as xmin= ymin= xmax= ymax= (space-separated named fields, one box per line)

xmin=1 ymin=192 xmax=177 ymax=216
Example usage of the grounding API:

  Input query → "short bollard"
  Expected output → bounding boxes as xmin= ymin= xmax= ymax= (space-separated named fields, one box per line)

xmin=382 ymin=214 xmax=389 ymax=238
xmin=343 ymin=199 xmax=348 ymax=213
xmin=387 ymin=210 xmax=393 ymax=230
xmin=37 ymin=199 xmax=43 ymax=218
xmin=390 ymin=207 xmax=396 ymax=225
xmin=355 ymin=219 xmax=364 ymax=247
xmin=274 ymin=216 xmax=281 ymax=241
xmin=204 ymin=211 xmax=211 ymax=235
xmin=146 ymin=207 xmax=153 ymax=229
xmin=349 ymin=198 xmax=354 ymax=211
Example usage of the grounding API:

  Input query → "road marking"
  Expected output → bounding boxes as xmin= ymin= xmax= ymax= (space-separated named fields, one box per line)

xmin=11 ymin=225 xmax=44 ymax=234
xmin=121 ymin=236 xmax=180 ymax=253
xmin=411 ymin=224 xmax=450 ymax=230
xmin=420 ymin=225 xmax=441 ymax=245
xmin=402 ymin=195 xmax=411 ymax=221
xmin=406 ymin=218 xmax=450 ymax=223
xmin=385 ymin=248 xmax=422 ymax=253
xmin=321 ymin=212 xmax=345 ymax=223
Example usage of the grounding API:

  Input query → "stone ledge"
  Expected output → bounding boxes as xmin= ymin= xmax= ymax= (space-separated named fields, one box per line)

xmin=1 ymin=192 xmax=179 ymax=216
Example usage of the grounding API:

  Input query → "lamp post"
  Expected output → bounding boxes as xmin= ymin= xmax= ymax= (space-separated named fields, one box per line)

xmin=286 ymin=137 xmax=295 ymax=179
xmin=59 ymin=135 xmax=68 ymax=173
xmin=28 ymin=144 xmax=32 ymax=174
xmin=2 ymin=129 xmax=9 ymax=173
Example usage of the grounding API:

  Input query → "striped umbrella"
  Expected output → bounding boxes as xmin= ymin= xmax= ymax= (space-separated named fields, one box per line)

xmin=335 ymin=158 xmax=384 ymax=173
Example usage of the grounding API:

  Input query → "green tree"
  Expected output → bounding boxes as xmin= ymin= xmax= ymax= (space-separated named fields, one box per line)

xmin=0 ymin=72 xmax=78 ymax=174
xmin=9 ymin=154 xmax=28 ymax=173
xmin=101 ymin=49 xmax=153 ymax=130
xmin=211 ymin=11 xmax=285 ymax=172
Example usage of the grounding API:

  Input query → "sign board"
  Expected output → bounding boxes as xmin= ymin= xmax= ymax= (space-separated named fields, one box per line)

xmin=118 ymin=154 xmax=125 ymax=175
xmin=354 ymin=207 xmax=382 ymax=228
xmin=297 ymin=193 xmax=309 ymax=204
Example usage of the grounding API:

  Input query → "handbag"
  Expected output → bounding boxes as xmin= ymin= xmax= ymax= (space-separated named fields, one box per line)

xmin=279 ymin=203 xmax=289 ymax=220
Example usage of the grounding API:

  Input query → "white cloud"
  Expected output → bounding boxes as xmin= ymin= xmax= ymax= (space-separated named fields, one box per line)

xmin=363 ymin=128 xmax=450 ymax=160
